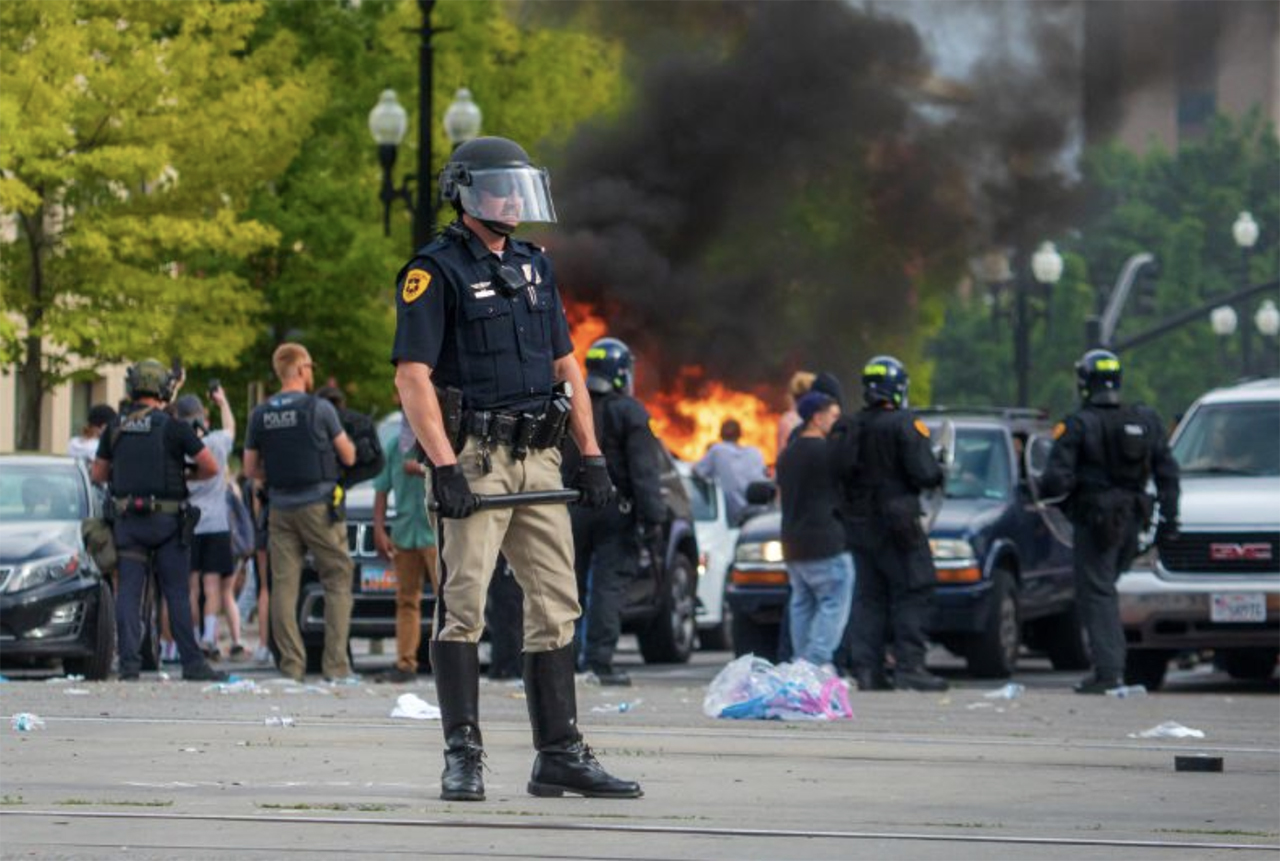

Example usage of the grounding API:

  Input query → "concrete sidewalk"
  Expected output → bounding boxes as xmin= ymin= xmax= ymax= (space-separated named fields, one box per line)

xmin=1 ymin=652 xmax=1277 ymax=860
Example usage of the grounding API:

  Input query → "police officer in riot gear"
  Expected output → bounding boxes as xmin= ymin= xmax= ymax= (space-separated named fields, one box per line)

xmin=829 ymin=355 xmax=949 ymax=692
xmin=392 ymin=136 xmax=640 ymax=802
xmin=243 ymin=343 xmax=357 ymax=682
xmin=1039 ymin=349 xmax=1180 ymax=694
xmin=570 ymin=337 xmax=665 ymax=687
xmin=91 ymin=359 xmax=226 ymax=682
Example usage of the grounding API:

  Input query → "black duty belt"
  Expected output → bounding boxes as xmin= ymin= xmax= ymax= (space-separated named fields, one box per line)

xmin=114 ymin=496 xmax=186 ymax=516
xmin=462 ymin=407 xmax=570 ymax=472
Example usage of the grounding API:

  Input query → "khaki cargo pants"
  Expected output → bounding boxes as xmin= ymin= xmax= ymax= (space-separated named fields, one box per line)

xmin=268 ymin=501 xmax=353 ymax=680
xmin=432 ymin=439 xmax=580 ymax=651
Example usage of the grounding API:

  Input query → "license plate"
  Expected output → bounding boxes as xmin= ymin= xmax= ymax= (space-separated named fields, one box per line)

xmin=360 ymin=564 xmax=397 ymax=593
xmin=1210 ymin=592 xmax=1266 ymax=623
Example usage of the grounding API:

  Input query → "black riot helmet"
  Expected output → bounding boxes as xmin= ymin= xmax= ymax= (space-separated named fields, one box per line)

xmin=861 ymin=355 xmax=909 ymax=408
xmin=438 ymin=136 xmax=556 ymax=236
xmin=1076 ymin=348 xmax=1122 ymax=405
xmin=125 ymin=359 xmax=176 ymax=401
xmin=585 ymin=337 xmax=634 ymax=396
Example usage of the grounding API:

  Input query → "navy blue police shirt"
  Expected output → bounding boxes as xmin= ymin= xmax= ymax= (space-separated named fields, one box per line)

xmin=391 ymin=223 xmax=573 ymax=414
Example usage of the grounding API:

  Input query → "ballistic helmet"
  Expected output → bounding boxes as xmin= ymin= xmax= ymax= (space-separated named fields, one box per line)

xmin=1076 ymin=349 xmax=1122 ymax=405
xmin=585 ymin=337 xmax=634 ymax=395
xmin=438 ymin=136 xmax=556 ymax=235
xmin=862 ymin=355 xmax=909 ymax=408
xmin=125 ymin=359 xmax=175 ymax=401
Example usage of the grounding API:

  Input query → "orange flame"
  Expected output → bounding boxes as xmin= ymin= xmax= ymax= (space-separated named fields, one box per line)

xmin=563 ymin=299 xmax=780 ymax=466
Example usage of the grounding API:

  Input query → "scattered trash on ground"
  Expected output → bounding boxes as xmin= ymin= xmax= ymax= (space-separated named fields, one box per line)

xmin=263 ymin=716 xmax=297 ymax=727
xmin=966 ymin=702 xmax=994 ymax=710
xmin=390 ymin=693 xmax=440 ymax=720
xmin=45 ymin=675 xmax=84 ymax=684
xmin=591 ymin=700 xmax=642 ymax=714
xmin=11 ymin=713 xmax=45 ymax=732
xmin=1130 ymin=721 xmax=1206 ymax=739
xmin=1106 ymin=685 xmax=1147 ymax=698
xmin=0 ymin=675 xmax=8 ymax=683
xmin=63 ymin=688 xmax=91 ymax=696
xmin=984 ymin=683 xmax=1026 ymax=700
xmin=1174 ymin=754 xmax=1223 ymax=773
xmin=202 ymin=679 xmax=260 ymax=695
xmin=703 ymin=655 xmax=854 ymax=721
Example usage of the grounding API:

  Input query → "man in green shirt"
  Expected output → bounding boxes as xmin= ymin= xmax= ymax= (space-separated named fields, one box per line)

xmin=373 ymin=423 xmax=438 ymax=683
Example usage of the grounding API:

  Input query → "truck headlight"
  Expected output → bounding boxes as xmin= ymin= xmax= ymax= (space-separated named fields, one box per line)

xmin=736 ymin=540 xmax=785 ymax=563
xmin=929 ymin=538 xmax=977 ymax=565
xmin=5 ymin=553 xmax=80 ymax=594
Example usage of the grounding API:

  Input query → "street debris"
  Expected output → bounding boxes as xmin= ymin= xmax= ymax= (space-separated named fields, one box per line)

xmin=390 ymin=693 xmax=440 ymax=720
xmin=591 ymin=700 xmax=642 ymax=714
xmin=1130 ymin=721 xmax=1206 ymax=739
xmin=984 ymin=683 xmax=1026 ymax=700
xmin=264 ymin=716 xmax=297 ymax=728
xmin=10 ymin=713 xmax=45 ymax=732
xmin=1106 ymin=685 xmax=1148 ymax=698
xmin=703 ymin=654 xmax=854 ymax=721
xmin=1174 ymin=754 xmax=1224 ymax=773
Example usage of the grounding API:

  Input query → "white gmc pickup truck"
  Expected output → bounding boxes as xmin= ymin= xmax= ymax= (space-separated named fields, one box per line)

xmin=1120 ymin=378 xmax=1280 ymax=690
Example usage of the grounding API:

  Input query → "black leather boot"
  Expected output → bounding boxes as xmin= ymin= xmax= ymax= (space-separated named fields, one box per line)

xmin=432 ymin=641 xmax=485 ymax=801
xmin=524 ymin=644 xmax=642 ymax=799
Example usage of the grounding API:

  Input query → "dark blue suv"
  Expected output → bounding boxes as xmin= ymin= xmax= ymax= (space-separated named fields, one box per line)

xmin=727 ymin=408 xmax=1085 ymax=678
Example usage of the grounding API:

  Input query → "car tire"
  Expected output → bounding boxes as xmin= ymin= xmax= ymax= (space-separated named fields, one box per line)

xmin=1124 ymin=649 xmax=1170 ymax=690
xmin=966 ymin=567 xmax=1019 ymax=678
xmin=730 ymin=612 xmax=780 ymax=663
xmin=1220 ymin=648 xmax=1278 ymax=681
xmin=1042 ymin=604 xmax=1091 ymax=671
xmin=637 ymin=554 xmax=697 ymax=664
xmin=65 ymin=580 xmax=116 ymax=681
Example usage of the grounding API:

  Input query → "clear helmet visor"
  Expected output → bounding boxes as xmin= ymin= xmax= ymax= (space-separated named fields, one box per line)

xmin=458 ymin=166 xmax=556 ymax=225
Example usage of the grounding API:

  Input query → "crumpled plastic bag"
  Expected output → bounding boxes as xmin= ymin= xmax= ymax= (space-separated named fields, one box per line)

xmin=390 ymin=693 xmax=441 ymax=720
xmin=702 ymin=654 xmax=853 ymax=721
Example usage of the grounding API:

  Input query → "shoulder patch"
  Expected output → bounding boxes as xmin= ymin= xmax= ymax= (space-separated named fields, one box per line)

xmin=402 ymin=269 xmax=431 ymax=304
xmin=1052 ymin=421 xmax=1066 ymax=440
xmin=913 ymin=419 xmax=931 ymax=438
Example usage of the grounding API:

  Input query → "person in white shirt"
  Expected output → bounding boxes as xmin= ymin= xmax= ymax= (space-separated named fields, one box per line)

xmin=175 ymin=386 xmax=243 ymax=659
xmin=68 ymin=405 xmax=116 ymax=469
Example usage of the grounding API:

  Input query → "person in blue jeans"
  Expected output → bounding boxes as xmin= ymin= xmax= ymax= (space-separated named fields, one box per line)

xmin=776 ymin=392 xmax=854 ymax=668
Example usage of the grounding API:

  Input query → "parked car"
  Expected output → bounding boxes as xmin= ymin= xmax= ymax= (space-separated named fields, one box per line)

xmin=0 ymin=454 xmax=115 ymax=680
xmin=726 ymin=408 xmax=1085 ymax=678
xmin=1119 ymin=378 xmax=1280 ymax=690
xmin=283 ymin=420 xmax=702 ymax=671
xmin=676 ymin=460 xmax=740 ymax=651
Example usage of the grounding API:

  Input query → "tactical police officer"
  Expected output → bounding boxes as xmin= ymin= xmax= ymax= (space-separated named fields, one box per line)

xmin=242 ymin=343 xmax=357 ymax=682
xmin=829 ymin=356 xmax=949 ymax=692
xmin=392 ymin=136 xmax=641 ymax=802
xmin=1039 ymin=350 xmax=1180 ymax=694
xmin=91 ymin=360 xmax=226 ymax=682
xmin=570 ymin=337 xmax=666 ymax=687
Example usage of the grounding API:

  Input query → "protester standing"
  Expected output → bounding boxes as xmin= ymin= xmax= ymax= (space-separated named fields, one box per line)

xmin=694 ymin=419 xmax=767 ymax=525
xmin=69 ymin=404 xmax=117 ymax=469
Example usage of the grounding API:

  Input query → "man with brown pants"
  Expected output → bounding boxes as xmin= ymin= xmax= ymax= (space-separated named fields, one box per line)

xmin=372 ymin=421 xmax=438 ymax=683
xmin=243 ymin=343 xmax=357 ymax=682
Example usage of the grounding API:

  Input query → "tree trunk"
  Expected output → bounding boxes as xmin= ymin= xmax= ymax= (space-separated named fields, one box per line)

xmin=18 ymin=207 xmax=46 ymax=451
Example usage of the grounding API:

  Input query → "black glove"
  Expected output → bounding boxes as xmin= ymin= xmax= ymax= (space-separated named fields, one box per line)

xmin=573 ymin=455 xmax=614 ymax=509
xmin=433 ymin=464 xmax=479 ymax=519
xmin=1156 ymin=518 xmax=1180 ymax=545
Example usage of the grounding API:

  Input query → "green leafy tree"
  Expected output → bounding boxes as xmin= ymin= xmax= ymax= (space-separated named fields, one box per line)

xmin=1 ymin=0 xmax=325 ymax=449
xmin=930 ymin=113 xmax=1279 ymax=420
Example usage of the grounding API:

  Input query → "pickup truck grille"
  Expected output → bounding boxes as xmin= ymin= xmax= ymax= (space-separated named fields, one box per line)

xmin=346 ymin=523 xmax=377 ymax=557
xmin=1161 ymin=532 xmax=1280 ymax=574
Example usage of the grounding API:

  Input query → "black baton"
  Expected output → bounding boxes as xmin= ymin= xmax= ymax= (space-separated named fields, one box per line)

xmin=429 ymin=489 xmax=581 ymax=512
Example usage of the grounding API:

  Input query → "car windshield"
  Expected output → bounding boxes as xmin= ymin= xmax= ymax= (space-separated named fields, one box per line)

xmin=682 ymin=475 xmax=718 ymax=522
xmin=945 ymin=428 xmax=1011 ymax=501
xmin=1173 ymin=401 xmax=1280 ymax=477
xmin=0 ymin=463 xmax=87 ymax=522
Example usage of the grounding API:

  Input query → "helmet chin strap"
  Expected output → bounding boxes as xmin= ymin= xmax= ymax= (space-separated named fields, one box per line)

xmin=480 ymin=219 xmax=516 ymax=236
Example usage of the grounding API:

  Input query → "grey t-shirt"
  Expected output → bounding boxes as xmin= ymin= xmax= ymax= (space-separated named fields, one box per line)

xmin=188 ymin=429 xmax=234 ymax=533
xmin=245 ymin=392 xmax=344 ymax=510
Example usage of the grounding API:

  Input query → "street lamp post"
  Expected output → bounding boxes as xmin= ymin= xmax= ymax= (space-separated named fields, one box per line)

xmin=1232 ymin=211 xmax=1260 ymax=374
xmin=1012 ymin=241 xmax=1064 ymax=407
xmin=1210 ymin=304 xmax=1239 ymax=370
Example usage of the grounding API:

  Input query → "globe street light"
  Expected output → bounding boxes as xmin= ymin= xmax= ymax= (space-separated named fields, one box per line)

xmin=369 ymin=89 xmax=409 ymax=237
xmin=1014 ymin=241 xmax=1063 ymax=406
xmin=442 ymin=88 xmax=482 ymax=150
xmin=1232 ymin=211 xmax=1260 ymax=374
xmin=1210 ymin=304 xmax=1239 ymax=371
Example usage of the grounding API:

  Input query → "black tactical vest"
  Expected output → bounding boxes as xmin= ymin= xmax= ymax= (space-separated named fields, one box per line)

xmin=111 ymin=407 xmax=188 ymax=500
xmin=255 ymin=394 xmax=338 ymax=490
xmin=1075 ymin=405 xmax=1154 ymax=493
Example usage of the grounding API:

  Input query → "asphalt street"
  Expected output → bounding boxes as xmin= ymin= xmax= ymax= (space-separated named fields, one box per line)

xmin=1 ymin=640 xmax=1277 ymax=861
